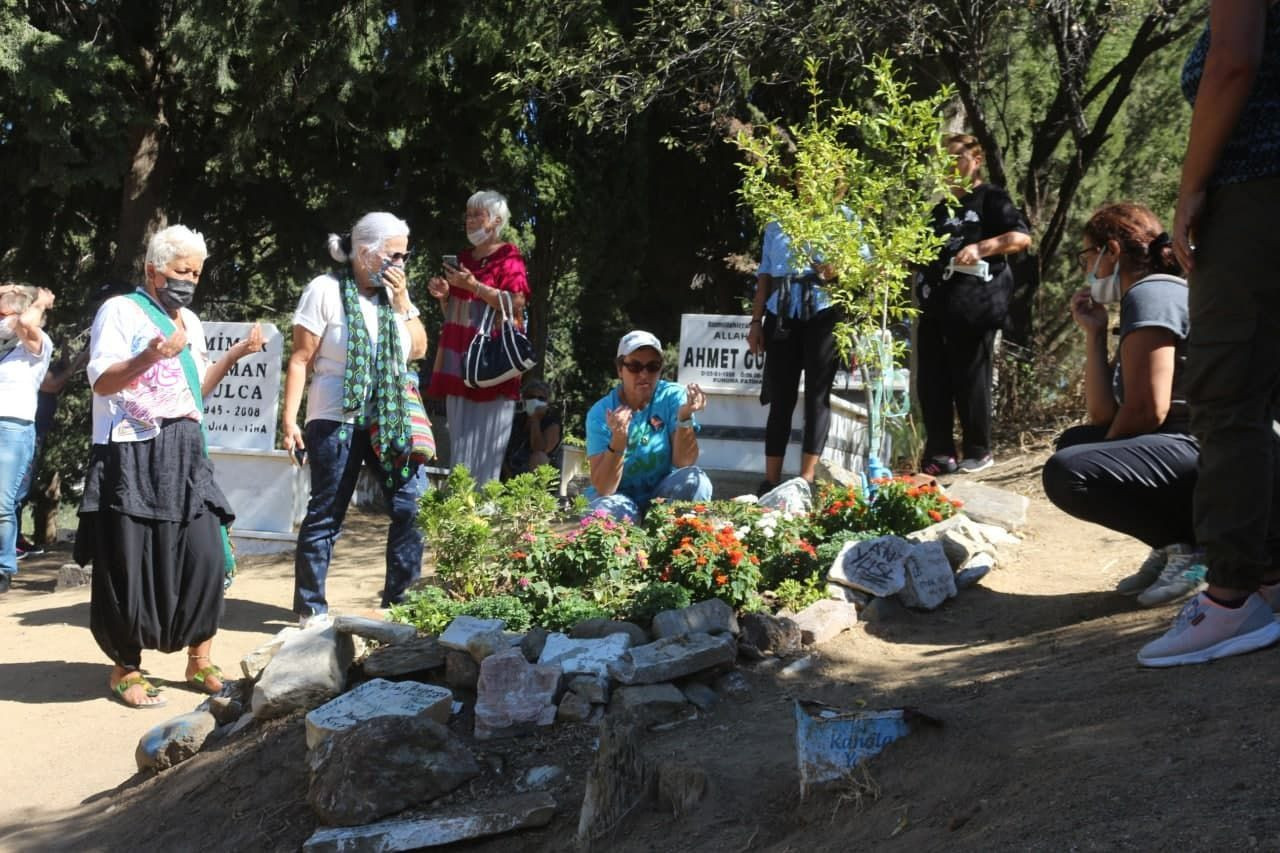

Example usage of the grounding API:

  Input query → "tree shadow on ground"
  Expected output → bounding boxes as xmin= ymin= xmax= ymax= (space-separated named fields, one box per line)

xmin=15 ymin=600 xmax=89 ymax=627
xmin=860 ymin=585 xmax=1137 ymax=647
xmin=0 ymin=660 xmax=111 ymax=704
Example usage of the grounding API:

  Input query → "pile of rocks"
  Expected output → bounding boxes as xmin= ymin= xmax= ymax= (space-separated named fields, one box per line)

xmin=828 ymin=506 xmax=1020 ymax=612
xmin=130 ymin=595 xmax=853 ymax=851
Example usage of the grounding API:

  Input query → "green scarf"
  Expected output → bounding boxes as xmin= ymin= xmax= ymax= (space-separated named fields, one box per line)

xmin=338 ymin=274 xmax=413 ymax=486
xmin=127 ymin=291 xmax=237 ymax=587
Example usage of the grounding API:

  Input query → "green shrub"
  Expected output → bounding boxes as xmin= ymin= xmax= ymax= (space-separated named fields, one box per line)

xmin=774 ymin=574 xmax=827 ymax=612
xmin=460 ymin=595 xmax=533 ymax=632
xmin=539 ymin=594 xmax=613 ymax=633
xmin=628 ymin=582 xmax=693 ymax=625
xmin=388 ymin=585 xmax=463 ymax=635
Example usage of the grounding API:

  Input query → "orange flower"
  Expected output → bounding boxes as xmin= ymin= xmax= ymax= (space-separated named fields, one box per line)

xmin=714 ymin=573 xmax=729 ymax=586
xmin=696 ymin=556 xmax=708 ymax=565
xmin=510 ymin=550 xmax=527 ymax=560
xmin=729 ymin=550 xmax=744 ymax=566
xmin=928 ymin=509 xmax=943 ymax=522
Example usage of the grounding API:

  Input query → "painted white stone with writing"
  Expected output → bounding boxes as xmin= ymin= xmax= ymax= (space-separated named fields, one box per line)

xmin=537 ymin=632 xmax=632 ymax=679
xmin=826 ymin=535 xmax=911 ymax=597
xmin=897 ymin=540 xmax=958 ymax=610
xmin=305 ymin=678 xmax=453 ymax=750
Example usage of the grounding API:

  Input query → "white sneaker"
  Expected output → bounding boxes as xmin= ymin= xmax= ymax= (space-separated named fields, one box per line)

xmin=957 ymin=454 xmax=994 ymax=473
xmin=1136 ymin=545 xmax=1207 ymax=607
xmin=299 ymin=612 xmax=333 ymax=631
xmin=1115 ymin=546 xmax=1169 ymax=595
xmin=1137 ymin=593 xmax=1280 ymax=667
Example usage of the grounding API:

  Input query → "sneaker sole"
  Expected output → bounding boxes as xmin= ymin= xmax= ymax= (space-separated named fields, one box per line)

xmin=1137 ymin=581 xmax=1207 ymax=608
xmin=1137 ymin=620 xmax=1280 ymax=668
xmin=958 ymin=459 xmax=994 ymax=473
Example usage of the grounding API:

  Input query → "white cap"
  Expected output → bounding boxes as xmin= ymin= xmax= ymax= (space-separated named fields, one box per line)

xmin=616 ymin=330 xmax=662 ymax=358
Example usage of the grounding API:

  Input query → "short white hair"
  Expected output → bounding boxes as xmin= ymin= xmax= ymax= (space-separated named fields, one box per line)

xmin=146 ymin=225 xmax=208 ymax=270
xmin=467 ymin=190 xmax=510 ymax=232
xmin=328 ymin=211 xmax=410 ymax=263
xmin=0 ymin=284 xmax=37 ymax=314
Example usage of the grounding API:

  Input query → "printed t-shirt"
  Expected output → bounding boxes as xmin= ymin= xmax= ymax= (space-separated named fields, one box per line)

xmin=585 ymin=380 xmax=687 ymax=503
xmin=0 ymin=328 xmax=52 ymax=421
xmin=427 ymin=243 xmax=531 ymax=402
xmin=86 ymin=293 xmax=209 ymax=444
xmin=1182 ymin=9 xmax=1280 ymax=187
xmin=1112 ymin=275 xmax=1191 ymax=434
xmin=292 ymin=273 xmax=415 ymax=425
xmin=917 ymin=183 xmax=1029 ymax=328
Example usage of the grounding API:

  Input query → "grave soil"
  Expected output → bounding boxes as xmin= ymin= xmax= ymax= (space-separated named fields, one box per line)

xmin=4 ymin=448 xmax=1279 ymax=852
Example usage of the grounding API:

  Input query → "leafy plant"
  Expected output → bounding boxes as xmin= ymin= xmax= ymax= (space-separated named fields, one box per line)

xmin=814 ymin=483 xmax=872 ymax=538
xmin=649 ymin=513 xmax=763 ymax=608
xmin=460 ymin=595 xmax=534 ymax=632
xmin=419 ymin=465 xmax=563 ymax=599
xmin=539 ymin=593 xmax=614 ymax=633
xmin=628 ymin=581 xmax=693 ymax=625
xmin=774 ymin=574 xmax=827 ymax=613
xmin=867 ymin=476 xmax=962 ymax=535
xmin=388 ymin=585 xmax=463 ymax=635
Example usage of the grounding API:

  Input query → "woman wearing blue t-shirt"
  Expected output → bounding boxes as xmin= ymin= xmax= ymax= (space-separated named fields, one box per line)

xmin=1042 ymin=203 xmax=1201 ymax=607
xmin=585 ymin=330 xmax=711 ymax=521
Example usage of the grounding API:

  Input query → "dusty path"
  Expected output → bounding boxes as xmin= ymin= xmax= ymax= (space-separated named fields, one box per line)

xmin=0 ymin=512 xmax=401 ymax=833
xmin=3 ymin=453 xmax=1278 ymax=851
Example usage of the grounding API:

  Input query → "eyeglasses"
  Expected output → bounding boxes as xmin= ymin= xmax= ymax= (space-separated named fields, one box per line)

xmin=1076 ymin=245 xmax=1101 ymax=270
xmin=621 ymin=360 xmax=663 ymax=375
xmin=384 ymin=251 xmax=412 ymax=264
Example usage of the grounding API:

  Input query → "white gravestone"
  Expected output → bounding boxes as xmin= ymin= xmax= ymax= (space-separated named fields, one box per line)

xmin=897 ymin=540 xmax=958 ymax=610
xmin=202 ymin=321 xmax=283 ymax=450
xmin=305 ymin=678 xmax=453 ymax=750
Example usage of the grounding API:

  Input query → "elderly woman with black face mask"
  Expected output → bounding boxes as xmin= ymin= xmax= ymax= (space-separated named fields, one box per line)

xmin=77 ymin=225 xmax=265 ymax=709
xmin=282 ymin=212 xmax=428 ymax=630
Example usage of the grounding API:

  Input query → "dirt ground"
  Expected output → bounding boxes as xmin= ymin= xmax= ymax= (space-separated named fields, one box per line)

xmin=3 ymin=450 xmax=1280 ymax=853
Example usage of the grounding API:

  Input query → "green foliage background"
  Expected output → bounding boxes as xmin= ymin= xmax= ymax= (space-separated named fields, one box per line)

xmin=0 ymin=1 xmax=1203 ymax=531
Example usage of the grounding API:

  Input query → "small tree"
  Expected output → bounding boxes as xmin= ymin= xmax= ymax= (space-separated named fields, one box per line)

xmin=735 ymin=56 xmax=956 ymax=477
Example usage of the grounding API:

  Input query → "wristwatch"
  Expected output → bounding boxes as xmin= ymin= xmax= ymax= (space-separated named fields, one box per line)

xmin=401 ymin=304 xmax=421 ymax=320
xmin=676 ymin=416 xmax=697 ymax=430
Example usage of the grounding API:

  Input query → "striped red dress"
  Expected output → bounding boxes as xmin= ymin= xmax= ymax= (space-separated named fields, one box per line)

xmin=427 ymin=243 xmax=531 ymax=402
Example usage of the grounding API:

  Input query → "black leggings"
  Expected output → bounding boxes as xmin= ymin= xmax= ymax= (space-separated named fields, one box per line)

xmin=762 ymin=309 xmax=840 ymax=457
xmin=1041 ymin=424 xmax=1199 ymax=549
xmin=916 ymin=312 xmax=995 ymax=460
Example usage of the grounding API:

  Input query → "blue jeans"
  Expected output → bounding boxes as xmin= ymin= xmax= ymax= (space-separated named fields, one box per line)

xmin=0 ymin=418 xmax=35 ymax=577
xmin=294 ymin=420 xmax=427 ymax=615
xmin=587 ymin=466 xmax=713 ymax=522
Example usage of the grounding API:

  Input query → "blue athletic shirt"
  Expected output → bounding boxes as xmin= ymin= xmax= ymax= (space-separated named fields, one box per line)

xmin=585 ymin=380 xmax=687 ymax=503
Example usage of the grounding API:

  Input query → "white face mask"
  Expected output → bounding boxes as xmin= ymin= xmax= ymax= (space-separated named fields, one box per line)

xmin=466 ymin=226 xmax=491 ymax=247
xmin=1087 ymin=247 xmax=1121 ymax=304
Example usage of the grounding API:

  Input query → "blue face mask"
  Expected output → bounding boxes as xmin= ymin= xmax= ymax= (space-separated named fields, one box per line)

xmin=1087 ymin=248 xmax=1121 ymax=304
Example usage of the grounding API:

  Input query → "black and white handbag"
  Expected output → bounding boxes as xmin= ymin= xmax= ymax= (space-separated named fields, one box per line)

xmin=462 ymin=289 xmax=536 ymax=389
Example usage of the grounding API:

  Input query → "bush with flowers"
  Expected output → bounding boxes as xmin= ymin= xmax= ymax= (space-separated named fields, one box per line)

xmin=643 ymin=503 xmax=763 ymax=609
xmin=401 ymin=465 xmax=969 ymax=636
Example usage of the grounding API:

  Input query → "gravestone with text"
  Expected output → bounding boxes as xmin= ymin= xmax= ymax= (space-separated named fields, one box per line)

xmin=201 ymin=321 xmax=282 ymax=450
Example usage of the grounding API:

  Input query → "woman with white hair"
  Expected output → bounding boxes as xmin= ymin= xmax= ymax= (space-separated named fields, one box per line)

xmin=427 ymin=190 xmax=531 ymax=485
xmin=0 ymin=282 xmax=54 ymax=594
xmin=282 ymin=211 xmax=428 ymax=629
xmin=77 ymin=225 xmax=265 ymax=709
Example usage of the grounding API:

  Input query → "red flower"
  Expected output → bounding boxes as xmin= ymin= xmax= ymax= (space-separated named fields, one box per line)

xmin=510 ymin=550 xmax=528 ymax=560
xmin=928 ymin=509 xmax=943 ymax=522
xmin=714 ymin=573 xmax=729 ymax=586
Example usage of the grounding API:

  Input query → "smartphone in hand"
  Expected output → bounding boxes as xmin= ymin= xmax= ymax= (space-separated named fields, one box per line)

xmin=442 ymin=254 xmax=459 ymax=271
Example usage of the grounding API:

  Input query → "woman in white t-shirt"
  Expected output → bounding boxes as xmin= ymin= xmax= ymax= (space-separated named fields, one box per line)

xmin=0 ymin=283 xmax=54 ymax=594
xmin=76 ymin=225 xmax=265 ymax=710
xmin=281 ymin=212 xmax=428 ymax=627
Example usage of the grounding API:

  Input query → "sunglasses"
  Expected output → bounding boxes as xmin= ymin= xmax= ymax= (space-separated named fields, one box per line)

xmin=621 ymin=360 xmax=663 ymax=375
xmin=383 ymin=251 xmax=412 ymax=264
